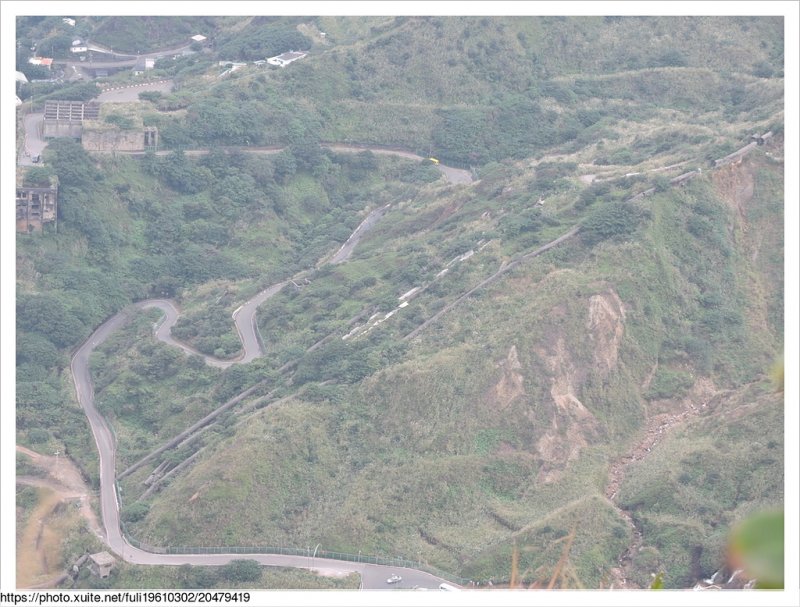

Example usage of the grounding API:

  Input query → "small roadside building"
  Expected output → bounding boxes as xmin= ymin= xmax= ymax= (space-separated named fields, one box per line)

xmin=88 ymin=552 xmax=116 ymax=578
xmin=267 ymin=50 xmax=307 ymax=67
xmin=132 ymin=57 xmax=155 ymax=75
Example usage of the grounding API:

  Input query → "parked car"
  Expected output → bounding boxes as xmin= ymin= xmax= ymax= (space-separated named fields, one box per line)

xmin=387 ymin=574 xmax=402 ymax=584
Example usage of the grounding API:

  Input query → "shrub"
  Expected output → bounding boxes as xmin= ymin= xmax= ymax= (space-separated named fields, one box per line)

xmin=23 ymin=166 xmax=54 ymax=186
xmin=122 ymin=502 xmax=150 ymax=523
xmin=219 ymin=560 xmax=262 ymax=583
xmin=28 ymin=428 xmax=51 ymax=444
xmin=655 ymin=49 xmax=688 ymax=67
xmin=645 ymin=368 xmax=694 ymax=400
xmin=104 ymin=113 xmax=136 ymax=129
xmin=138 ymin=90 xmax=164 ymax=103
xmin=580 ymin=201 xmax=643 ymax=246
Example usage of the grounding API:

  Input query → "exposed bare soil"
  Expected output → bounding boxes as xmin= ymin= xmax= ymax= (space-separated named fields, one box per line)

xmin=16 ymin=446 xmax=103 ymax=588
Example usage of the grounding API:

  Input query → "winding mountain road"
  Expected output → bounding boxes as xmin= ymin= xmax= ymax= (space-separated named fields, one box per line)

xmin=141 ymin=282 xmax=288 ymax=369
xmin=67 ymin=217 xmax=457 ymax=590
xmin=23 ymin=83 xmax=471 ymax=586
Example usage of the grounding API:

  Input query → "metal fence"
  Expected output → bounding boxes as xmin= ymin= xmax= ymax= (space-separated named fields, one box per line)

xmin=118 ymin=511 xmax=469 ymax=584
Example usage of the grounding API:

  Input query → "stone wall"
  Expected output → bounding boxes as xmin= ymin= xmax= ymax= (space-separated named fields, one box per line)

xmin=42 ymin=121 xmax=83 ymax=139
xmin=82 ymin=128 xmax=145 ymax=152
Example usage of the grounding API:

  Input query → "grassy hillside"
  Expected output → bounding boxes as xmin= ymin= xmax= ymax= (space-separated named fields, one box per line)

xmin=15 ymin=140 xmax=441 ymax=483
xmin=108 ymin=15 xmax=783 ymax=167
xmin=16 ymin=16 xmax=783 ymax=589
xmin=128 ymin=150 xmax=782 ymax=587
xmin=617 ymin=384 xmax=783 ymax=588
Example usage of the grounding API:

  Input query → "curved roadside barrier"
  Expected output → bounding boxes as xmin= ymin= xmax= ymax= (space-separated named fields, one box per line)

xmin=66 ymin=199 xmax=471 ymax=588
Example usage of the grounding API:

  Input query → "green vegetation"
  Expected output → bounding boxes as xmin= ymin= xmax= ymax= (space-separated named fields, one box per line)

xmin=72 ymin=562 xmax=359 ymax=590
xmin=617 ymin=385 xmax=783 ymax=588
xmin=580 ymin=201 xmax=645 ymax=246
xmin=463 ymin=497 xmax=630 ymax=587
xmin=16 ymin=15 xmax=783 ymax=590
xmin=215 ymin=19 xmax=312 ymax=60
xmin=644 ymin=368 xmax=694 ymax=400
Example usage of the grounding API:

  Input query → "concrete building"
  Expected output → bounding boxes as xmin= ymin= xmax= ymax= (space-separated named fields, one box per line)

xmin=88 ymin=552 xmax=116 ymax=578
xmin=43 ymin=100 xmax=100 ymax=139
xmin=133 ymin=56 xmax=155 ymax=75
xmin=267 ymin=51 xmax=307 ymax=67
xmin=16 ymin=177 xmax=58 ymax=234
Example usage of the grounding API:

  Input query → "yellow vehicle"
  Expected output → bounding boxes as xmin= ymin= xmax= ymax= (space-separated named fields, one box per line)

xmin=428 ymin=157 xmax=440 ymax=165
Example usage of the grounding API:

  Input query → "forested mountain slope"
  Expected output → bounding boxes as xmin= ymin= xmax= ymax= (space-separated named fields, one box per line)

xmin=16 ymin=16 xmax=783 ymax=589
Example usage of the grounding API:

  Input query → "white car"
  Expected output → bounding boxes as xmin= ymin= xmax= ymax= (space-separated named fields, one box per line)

xmin=387 ymin=574 xmax=402 ymax=584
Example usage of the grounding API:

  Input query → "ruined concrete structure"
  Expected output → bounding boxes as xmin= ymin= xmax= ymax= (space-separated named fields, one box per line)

xmin=81 ymin=103 xmax=158 ymax=152
xmin=41 ymin=100 xmax=158 ymax=152
xmin=82 ymin=124 xmax=158 ymax=152
xmin=16 ymin=180 xmax=58 ymax=234
xmin=42 ymin=100 xmax=100 ymax=139
xmin=88 ymin=551 xmax=116 ymax=578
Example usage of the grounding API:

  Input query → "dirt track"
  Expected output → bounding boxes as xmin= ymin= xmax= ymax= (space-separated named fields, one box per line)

xmin=16 ymin=446 xmax=103 ymax=539
xmin=16 ymin=446 xmax=103 ymax=588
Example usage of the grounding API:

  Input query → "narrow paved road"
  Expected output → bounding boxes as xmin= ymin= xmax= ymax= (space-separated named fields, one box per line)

xmin=138 ymin=293 xmax=291 ymax=369
xmin=95 ymin=81 xmax=174 ymax=103
xmin=19 ymin=112 xmax=45 ymax=166
xmin=327 ymin=204 xmax=391 ymax=264
xmin=69 ymin=303 xmax=454 ymax=589
xmin=324 ymin=144 xmax=474 ymax=184
xmin=55 ymin=42 xmax=195 ymax=69
xmin=20 ymin=107 xmax=473 ymax=185
xmin=67 ymin=223 xmax=458 ymax=590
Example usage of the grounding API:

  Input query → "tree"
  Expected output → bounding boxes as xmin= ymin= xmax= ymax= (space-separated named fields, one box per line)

xmin=272 ymin=150 xmax=297 ymax=184
xmin=215 ymin=23 xmax=311 ymax=61
xmin=188 ymin=99 xmax=266 ymax=145
xmin=36 ymin=32 xmax=73 ymax=58
xmin=159 ymin=151 xmax=210 ymax=194
xmin=121 ymin=502 xmax=150 ymax=523
xmin=46 ymin=138 xmax=101 ymax=189
xmin=17 ymin=293 xmax=87 ymax=349
xmin=219 ymin=560 xmax=262 ymax=583
xmin=17 ymin=332 xmax=64 ymax=369
xmin=23 ymin=166 xmax=54 ymax=186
